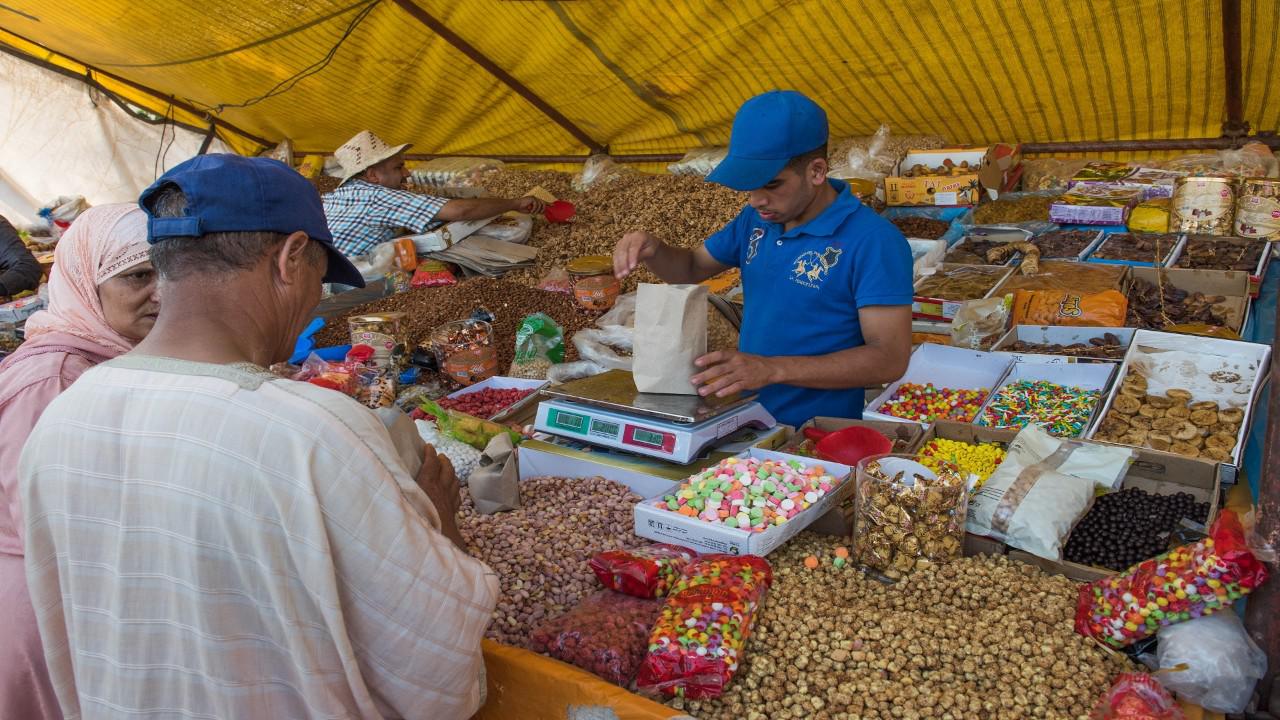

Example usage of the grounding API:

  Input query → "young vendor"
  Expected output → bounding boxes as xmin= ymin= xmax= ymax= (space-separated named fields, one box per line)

xmin=613 ymin=90 xmax=913 ymax=426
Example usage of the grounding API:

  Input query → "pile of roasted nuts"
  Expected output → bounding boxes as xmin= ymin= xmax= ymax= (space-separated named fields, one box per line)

xmin=675 ymin=533 xmax=1133 ymax=720
xmin=458 ymin=476 xmax=642 ymax=647
xmin=971 ymin=193 xmax=1056 ymax=224
xmin=1125 ymin=276 xmax=1229 ymax=329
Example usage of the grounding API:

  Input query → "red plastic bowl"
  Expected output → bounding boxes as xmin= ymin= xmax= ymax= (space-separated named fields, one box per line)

xmin=807 ymin=426 xmax=893 ymax=466
xmin=544 ymin=200 xmax=576 ymax=223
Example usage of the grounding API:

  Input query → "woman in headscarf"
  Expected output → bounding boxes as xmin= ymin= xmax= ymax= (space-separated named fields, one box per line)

xmin=0 ymin=204 xmax=159 ymax=720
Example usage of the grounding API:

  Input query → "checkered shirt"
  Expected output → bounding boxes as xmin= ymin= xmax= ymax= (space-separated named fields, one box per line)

xmin=323 ymin=179 xmax=447 ymax=256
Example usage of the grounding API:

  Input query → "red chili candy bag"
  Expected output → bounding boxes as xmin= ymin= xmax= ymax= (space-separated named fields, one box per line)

xmin=1074 ymin=509 xmax=1267 ymax=648
xmin=590 ymin=544 xmax=697 ymax=598
xmin=636 ymin=554 xmax=772 ymax=700
xmin=1089 ymin=673 xmax=1184 ymax=720
xmin=528 ymin=591 xmax=662 ymax=687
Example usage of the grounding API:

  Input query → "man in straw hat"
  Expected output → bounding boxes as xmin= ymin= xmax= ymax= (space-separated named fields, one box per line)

xmin=323 ymin=130 xmax=544 ymax=257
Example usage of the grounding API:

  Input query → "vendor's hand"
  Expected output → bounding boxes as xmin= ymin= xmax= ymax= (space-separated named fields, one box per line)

xmin=513 ymin=196 xmax=546 ymax=215
xmin=691 ymin=350 xmax=778 ymax=398
xmin=416 ymin=445 xmax=465 ymax=547
xmin=614 ymin=230 xmax=661 ymax=279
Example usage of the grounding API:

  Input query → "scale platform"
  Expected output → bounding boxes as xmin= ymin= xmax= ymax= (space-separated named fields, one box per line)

xmin=535 ymin=370 xmax=777 ymax=464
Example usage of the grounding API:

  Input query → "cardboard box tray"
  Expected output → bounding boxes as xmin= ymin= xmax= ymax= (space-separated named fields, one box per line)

xmin=973 ymin=361 xmax=1117 ymax=438
xmin=991 ymin=326 xmax=1135 ymax=364
xmin=1008 ymin=446 xmax=1222 ymax=582
xmin=1084 ymin=232 xmax=1184 ymax=268
xmin=864 ymin=344 xmax=1014 ymax=426
xmin=1128 ymin=266 xmax=1251 ymax=334
xmin=912 ymin=263 xmax=1015 ymax=322
xmin=1167 ymin=235 xmax=1271 ymax=298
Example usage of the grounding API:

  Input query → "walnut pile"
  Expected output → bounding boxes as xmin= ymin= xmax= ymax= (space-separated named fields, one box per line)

xmin=674 ymin=533 xmax=1133 ymax=720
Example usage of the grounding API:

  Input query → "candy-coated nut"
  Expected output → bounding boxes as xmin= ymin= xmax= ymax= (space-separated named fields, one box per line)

xmin=803 ymin=556 xmax=819 ymax=569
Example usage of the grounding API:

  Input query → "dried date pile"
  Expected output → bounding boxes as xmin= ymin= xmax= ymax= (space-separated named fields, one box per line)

xmin=316 ymin=278 xmax=596 ymax=368
xmin=1089 ymin=233 xmax=1179 ymax=264
xmin=459 ymin=476 xmax=642 ymax=647
xmin=675 ymin=533 xmax=1132 ymax=720
xmin=1028 ymin=229 xmax=1099 ymax=259
xmin=890 ymin=216 xmax=951 ymax=240
xmin=1125 ymin=277 xmax=1228 ymax=329
xmin=1173 ymin=235 xmax=1264 ymax=272
xmin=1007 ymin=332 xmax=1127 ymax=359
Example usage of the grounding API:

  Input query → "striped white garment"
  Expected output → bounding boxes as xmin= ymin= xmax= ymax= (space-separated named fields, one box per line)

xmin=19 ymin=356 xmax=498 ymax=720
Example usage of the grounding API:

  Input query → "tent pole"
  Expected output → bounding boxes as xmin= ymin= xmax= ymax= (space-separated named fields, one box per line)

xmin=390 ymin=0 xmax=607 ymax=155
xmin=1220 ymin=0 xmax=1249 ymax=139
xmin=197 ymin=124 xmax=218 ymax=155
xmin=1246 ymin=308 xmax=1280 ymax=712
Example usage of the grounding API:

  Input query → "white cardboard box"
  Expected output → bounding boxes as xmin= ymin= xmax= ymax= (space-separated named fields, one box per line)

xmin=990 ymin=326 xmax=1135 ymax=364
xmin=633 ymin=449 xmax=855 ymax=556
xmin=864 ymin=344 xmax=1014 ymax=426
xmin=974 ymin=360 xmax=1117 ymax=437
xmin=445 ymin=376 xmax=547 ymax=421
xmin=1086 ymin=329 xmax=1271 ymax=485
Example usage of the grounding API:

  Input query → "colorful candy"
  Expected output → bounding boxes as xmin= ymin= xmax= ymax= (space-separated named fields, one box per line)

xmin=878 ymin=382 xmax=988 ymax=423
xmin=656 ymin=457 xmax=840 ymax=533
xmin=918 ymin=437 xmax=1007 ymax=490
xmin=1074 ymin=510 xmax=1267 ymax=648
xmin=978 ymin=379 xmax=1100 ymax=437
xmin=589 ymin=544 xmax=697 ymax=598
xmin=636 ymin=555 xmax=772 ymax=699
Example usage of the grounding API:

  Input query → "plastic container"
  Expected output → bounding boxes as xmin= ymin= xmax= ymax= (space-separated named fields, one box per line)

xmin=429 ymin=319 xmax=495 ymax=386
xmin=347 ymin=312 xmax=406 ymax=369
xmin=574 ymin=274 xmax=621 ymax=312
xmin=544 ymin=200 xmax=577 ymax=223
xmin=442 ymin=346 xmax=498 ymax=387
xmin=852 ymin=454 xmax=968 ymax=581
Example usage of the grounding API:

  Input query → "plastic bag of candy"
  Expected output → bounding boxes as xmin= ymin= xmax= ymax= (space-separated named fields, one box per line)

xmin=410 ymin=260 xmax=458 ymax=288
xmin=590 ymin=545 xmax=697 ymax=598
xmin=1089 ymin=673 xmax=1184 ymax=720
xmin=636 ymin=555 xmax=772 ymax=699
xmin=1075 ymin=510 xmax=1268 ymax=648
xmin=528 ymin=591 xmax=662 ymax=687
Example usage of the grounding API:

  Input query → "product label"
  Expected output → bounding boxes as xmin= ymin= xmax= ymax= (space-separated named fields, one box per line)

xmin=1235 ymin=195 xmax=1280 ymax=240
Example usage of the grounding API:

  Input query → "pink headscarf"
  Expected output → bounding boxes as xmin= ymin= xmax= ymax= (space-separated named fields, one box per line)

xmin=22 ymin=203 xmax=151 ymax=356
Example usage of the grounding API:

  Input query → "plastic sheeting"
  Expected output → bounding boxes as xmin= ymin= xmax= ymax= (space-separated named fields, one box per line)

xmin=0 ymin=52 xmax=232 ymax=225
xmin=1 ymin=0 xmax=1276 ymax=158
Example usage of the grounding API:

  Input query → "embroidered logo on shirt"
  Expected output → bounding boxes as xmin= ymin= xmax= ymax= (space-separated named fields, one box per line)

xmin=790 ymin=246 xmax=843 ymax=288
xmin=746 ymin=228 xmax=764 ymax=264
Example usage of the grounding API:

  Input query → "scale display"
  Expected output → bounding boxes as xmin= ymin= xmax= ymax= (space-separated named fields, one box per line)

xmin=535 ymin=398 xmax=774 ymax=464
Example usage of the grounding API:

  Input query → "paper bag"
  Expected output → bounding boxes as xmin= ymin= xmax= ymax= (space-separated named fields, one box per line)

xmin=468 ymin=433 xmax=520 ymax=514
xmin=633 ymin=283 xmax=708 ymax=394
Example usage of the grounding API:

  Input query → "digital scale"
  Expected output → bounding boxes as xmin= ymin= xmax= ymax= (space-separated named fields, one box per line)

xmin=534 ymin=370 xmax=777 ymax=464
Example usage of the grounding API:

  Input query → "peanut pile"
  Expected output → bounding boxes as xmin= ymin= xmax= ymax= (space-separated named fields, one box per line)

xmin=458 ymin=476 xmax=642 ymax=648
xmin=675 ymin=533 xmax=1132 ymax=720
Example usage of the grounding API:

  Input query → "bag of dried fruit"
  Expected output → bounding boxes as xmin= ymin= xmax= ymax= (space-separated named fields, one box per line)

xmin=529 ymin=591 xmax=663 ymax=687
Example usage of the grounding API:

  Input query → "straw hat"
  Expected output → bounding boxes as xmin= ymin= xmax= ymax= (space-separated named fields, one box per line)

xmin=335 ymin=130 xmax=412 ymax=183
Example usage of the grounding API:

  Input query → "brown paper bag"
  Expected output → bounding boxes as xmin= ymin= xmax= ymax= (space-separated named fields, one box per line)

xmin=632 ymin=283 xmax=708 ymax=395
xmin=468 ymin=433 xmax=520 ymax=514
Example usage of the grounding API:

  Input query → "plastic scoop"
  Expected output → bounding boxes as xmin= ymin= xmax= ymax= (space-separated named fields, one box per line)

xmin=544 ymin=200 xmax=576 ymax=223
xmin=802 ymin=426 xmax=892 ymax=466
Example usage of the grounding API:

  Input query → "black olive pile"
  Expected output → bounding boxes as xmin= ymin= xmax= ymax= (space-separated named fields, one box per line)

xmin=1063 ymin=488 xmax=1211 ymax=570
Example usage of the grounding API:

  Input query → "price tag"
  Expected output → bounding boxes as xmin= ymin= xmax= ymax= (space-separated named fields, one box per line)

xmin=934 ymin=191 xmax=958 ymax=205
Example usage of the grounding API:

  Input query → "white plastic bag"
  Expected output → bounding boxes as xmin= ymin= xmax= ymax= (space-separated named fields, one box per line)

xmin=573 ymin=327 xmax=634 ymax=371
xmin=667 ymin=147 xmax=728 ymax=177
xmin=597 ymin=291 xmax=637 ymax=329
xmin=350 ymin=243 xmax=397 ymax=281
xmin=38 ymin=195 xmax=90 ymax=239
xmin=1156 ymin=611 xmax=1266 ymax=713
xmin=472 ymin=214 xmax=532 ymax=244
xmin=547 ymin=360 xmax=605 ymax=384
xmin=574 ymin=154 xmax=630 ymax=191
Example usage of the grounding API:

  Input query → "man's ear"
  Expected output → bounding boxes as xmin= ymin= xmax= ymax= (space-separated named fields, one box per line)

xmin=275 ymin=231 xmax=312 ymax=285
xmin=809 ymin=157 xmax=829 ymax=186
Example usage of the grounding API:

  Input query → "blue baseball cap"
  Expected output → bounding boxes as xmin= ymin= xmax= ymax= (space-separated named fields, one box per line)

xmin=707 ymin=90 xmax=829 ymax=191
xmin=139 ymin=154 xmax=365 ymax=288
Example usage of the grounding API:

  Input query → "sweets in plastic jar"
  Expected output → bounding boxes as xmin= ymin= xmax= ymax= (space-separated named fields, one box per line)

xmin=528 ymin=591 xmax=663 ymax=687
xmin=589 ymin=544 xmax=697 ymax=598
xmin=636 ymin=555 xmax=772 ymax=699
xmin=853 ymin=455 xmax=967 ymax=580
xmin=1074 ymin=510 xmax=1267 ymax=648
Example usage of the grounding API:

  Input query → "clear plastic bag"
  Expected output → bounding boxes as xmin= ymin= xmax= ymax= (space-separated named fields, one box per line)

xmin=1155 ymin=611 xmax=1266 ymax=713
xmin=508 ymin=313 xmax=564 ymax=379
xmin=1090 ymin=673 xmax=1184 ymax=720
xmin=536 ymin=267 xmax=574 ymax=294
xmin=574 ymin=154 xmax=630 ymax=191
xmin=350 ymin=243 xmax=397 ymax=282
xmin=1075 ymin=510 xmax=1269 ymax=648
xmin=1022 ymin=158 xmax=1098 ymax=191
xmin=1160 ymin=142 xmax=1278 ymax=179
xmin=950 ymin=295 xmax=1012 ymax=350
xmin=408 ymin=157 xmax=504 ymax=187
xmin=667 ymin=147 xmax=728 ymax=177
xmin=572 ymin=327 xmax=633 ymax=371
xmin=636 ymin=555 xmax=772 ymax=699
xmin=590 ymin=545 xmax=697 ymax=598
xmin=854 ymin=455 xmax=968 ymax=580
xmin=545 ymin=359 xmax=605 ymax=384
xmin=529 ymin=591 xmax=663 ymax=687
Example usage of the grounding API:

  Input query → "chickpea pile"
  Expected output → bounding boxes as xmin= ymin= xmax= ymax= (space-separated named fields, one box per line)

xmin=673 ymin=533 xmax=1132 ymax=720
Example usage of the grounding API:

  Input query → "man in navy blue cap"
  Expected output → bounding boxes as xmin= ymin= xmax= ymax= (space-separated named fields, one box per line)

xmin=614 ymin=90 xmax=914 ymax=426
xmin=19 ymin=154 xmax=498 ymax=719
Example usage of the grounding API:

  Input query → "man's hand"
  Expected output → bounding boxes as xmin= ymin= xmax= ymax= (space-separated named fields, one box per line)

xmin=691 ymin=350 xmax=779 ymax=398
xmin=513 ymin=196 xmax=546 ymax=215
xmin=416 ymin=445 xmax=466 ymax=548
xmin=613 ymin=230 xmax=663 ymax=279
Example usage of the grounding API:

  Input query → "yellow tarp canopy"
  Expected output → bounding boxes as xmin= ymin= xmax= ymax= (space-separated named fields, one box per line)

xmin=1 ymin=0 xmax=1276 ymax=158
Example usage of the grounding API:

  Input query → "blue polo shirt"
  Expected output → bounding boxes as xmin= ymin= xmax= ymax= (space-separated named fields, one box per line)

xmin=704 ymin=179 xmax=913 ymax=427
